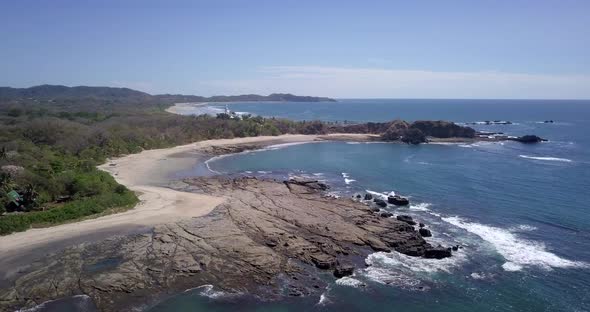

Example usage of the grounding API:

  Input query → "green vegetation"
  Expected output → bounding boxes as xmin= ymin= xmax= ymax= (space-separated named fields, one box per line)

xmin=0 ymin=85 xmax=340 ymax=235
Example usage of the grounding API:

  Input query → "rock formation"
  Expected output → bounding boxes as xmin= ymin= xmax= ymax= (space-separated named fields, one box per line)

xmin=0 ymin=177 xmax=450 ymax=311
xmin=508 ymin=135 xmax=546 ymax=143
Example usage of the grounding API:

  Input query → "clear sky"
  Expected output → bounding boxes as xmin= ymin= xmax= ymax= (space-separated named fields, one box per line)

xmin=1 ymin=0 xmax=589 ymax=99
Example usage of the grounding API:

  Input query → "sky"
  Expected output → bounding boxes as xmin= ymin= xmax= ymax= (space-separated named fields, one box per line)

xmin=1 ymin=0 xmax=589 ymax=99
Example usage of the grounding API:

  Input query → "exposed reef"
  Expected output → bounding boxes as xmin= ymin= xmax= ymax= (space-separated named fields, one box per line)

xmin=0 ymin=177 xmax=449 ymax=311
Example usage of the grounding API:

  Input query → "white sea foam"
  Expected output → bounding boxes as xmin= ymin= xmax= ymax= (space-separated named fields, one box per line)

xmin=204 ymin=157 xmax=223 ymax=174
xmin=442 ymin=216 xmax=587 ymax=271
xmin=185 ymin=284 xmax=235 ymax=299
xmin=16 ymin=295 xmax=91 ymax=312
xmin=502 ymin=262 xmax=523 ymax=272
xmin=316 ymin=292 xmax=331 ymax=306
xmin=264 ymin=141 xmax=311 ymax=150
xmin=519 ymin=155 xmax=573 ymax=162
xmin=509 ymin=224 xmax=538 ymax=232
xmin=363 ymin=265 xmax=420 ymax=288
xmin=364 ymin=249 xmax=467 ymax=287
xmin=366 ymin=190 xmax=388 ymax=200
xmin=470 ymin=272 xmax=485 ymax=279
xmin=344 ymin=178 xmax=356 ymax=185
xmin=335 ymin=276 xmax=365 ymax=288
xmin=409 ymin=203 xmax=431 ymax=211
xmin=341 ymin=172 xmax=350 ymax=178
xmin=257 ymin=170 xmax=272 ymax=174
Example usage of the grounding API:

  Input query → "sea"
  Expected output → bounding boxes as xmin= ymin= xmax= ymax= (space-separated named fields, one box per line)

xmin=44 ymin=99 xmax=590 ymax=312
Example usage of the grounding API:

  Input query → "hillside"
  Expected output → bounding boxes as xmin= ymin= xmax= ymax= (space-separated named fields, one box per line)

xmin=0 ymin=85 xmax=336 ymax=113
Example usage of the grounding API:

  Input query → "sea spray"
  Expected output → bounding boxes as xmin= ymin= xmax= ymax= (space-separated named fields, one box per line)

xmin=442 ymin=216 xmax=587 ymax=271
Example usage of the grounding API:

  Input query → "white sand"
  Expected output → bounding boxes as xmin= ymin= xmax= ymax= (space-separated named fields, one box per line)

xmin=0 ymin=133 xmax=375 ymax=258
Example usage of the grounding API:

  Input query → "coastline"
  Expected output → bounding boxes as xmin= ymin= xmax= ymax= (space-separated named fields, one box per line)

xmin=0 ymin=133 xmax=377 ymax=281
xmin=164 ymin=102 xmax=209 ymax=115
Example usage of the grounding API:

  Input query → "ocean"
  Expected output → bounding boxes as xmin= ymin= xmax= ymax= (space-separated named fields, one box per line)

xmin=150 ymin=99 xmax=590 ymax=312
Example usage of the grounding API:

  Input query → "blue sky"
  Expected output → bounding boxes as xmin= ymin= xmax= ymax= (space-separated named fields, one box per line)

xmin=1 ymin=0 xmax=589 ymax=98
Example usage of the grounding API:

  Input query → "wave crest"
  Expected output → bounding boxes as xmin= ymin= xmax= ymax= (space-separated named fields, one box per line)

xmin=442 ymin=216 xmax=587 ymax=271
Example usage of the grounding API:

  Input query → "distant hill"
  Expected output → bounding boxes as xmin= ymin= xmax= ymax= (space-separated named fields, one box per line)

xmin=0 ymin=85 xmax=336 ymax=104
xmin=0 ymin=85 xmax=152 ymax=100
xmin=156 ymin=92 xmax=336 ymax=103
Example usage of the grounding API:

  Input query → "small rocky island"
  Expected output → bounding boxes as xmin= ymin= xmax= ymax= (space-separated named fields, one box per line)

xmin=0 ymin=177 xmax=450 ymax=311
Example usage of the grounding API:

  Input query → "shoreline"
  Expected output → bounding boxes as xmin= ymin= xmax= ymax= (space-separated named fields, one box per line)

xmin=0 ymin=133 xmax=377 ymax=281
xmin=164 ymin=102 xmax=209 ymax=115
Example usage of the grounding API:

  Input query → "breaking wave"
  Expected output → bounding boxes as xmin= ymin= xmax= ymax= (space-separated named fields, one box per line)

xmin=519 ymin=155 xmax=573 ymax=163
xmin=442 ymin=216 xmax=587 ymax=271
xmin=335 ymin=276 xmax=365 ymax=288
xmin=363 ymin=248 xmax=468 ymax=288
xmin=342 ymin=172 xmax=356 ymax=185
xmin=184 ymin=284 xmax=237 ymax=299
xmin=409 ymin=202 xmax=431 ymax=211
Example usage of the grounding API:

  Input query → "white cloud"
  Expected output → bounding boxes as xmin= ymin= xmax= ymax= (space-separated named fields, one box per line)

xmin=196 ymin=66 xmax=590 ymax=99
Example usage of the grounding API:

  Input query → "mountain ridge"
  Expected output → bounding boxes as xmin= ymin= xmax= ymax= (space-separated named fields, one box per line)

xmin=0 ymin=85 xmax=336 ymax=103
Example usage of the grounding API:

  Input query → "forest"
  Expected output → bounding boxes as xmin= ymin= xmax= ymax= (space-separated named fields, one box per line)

xmin=0 ymin=86 xmax=343 ymax=234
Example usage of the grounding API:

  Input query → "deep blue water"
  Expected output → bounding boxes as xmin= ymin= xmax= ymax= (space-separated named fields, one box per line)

xmin=151 ymin=99 xmax=590 ymax=312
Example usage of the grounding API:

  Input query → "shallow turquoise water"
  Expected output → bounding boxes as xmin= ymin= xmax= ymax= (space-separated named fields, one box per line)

xmin=152 ymin=100 xmax=590 ymax=312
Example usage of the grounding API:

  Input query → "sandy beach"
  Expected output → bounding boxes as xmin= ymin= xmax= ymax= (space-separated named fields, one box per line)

xmin=0 ymin=133 xmax=376 ymax=280
xmin=164 ymin=102 xmax=210 ymax=115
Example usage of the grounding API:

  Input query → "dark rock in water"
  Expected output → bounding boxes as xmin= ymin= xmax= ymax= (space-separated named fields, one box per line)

xmin=374 ymin=199 xmax=387 ymax=208
xmin=381 ymin=120 xmax=476 ymax=143
xmin=452 ymin=245 xmax=460 ymax=251
xmin=418 ymin=228 xmax=432 ymax=237
xmin=508 ymin=135 xmax=546 ymax=144
xmin=388 ymin=195 xmax=409 ymax=206
xmin=364 ymin=193 xmax=373 ymax=201
xmin=410 ymin=120 xmax=476 ymax=138
xmin=419 ymin=222 xmax=425 ymax=228
xmin=401 ymin=246 xmax=425 ymax=257
xmin=311 ymin=254 xmax=336 ymax=270
xmin=544 ymin=120 xmax=554 ymax=123
xmin=396 ymin=215 xmax=416 ymax=225
xmin=380 ymin=211 xmax=393 ymax=218
xmin=355 ymin=194 xmax=362 ymax=199
xmin=286 ymin=178 xmax=329 ymax=190
xmin=333 ymin=262 xmax=355 ymax=278
xmin=401 ymin=128 xmax=427 ymax=144
xmin=370 ymin=206 xmax=381 ymax=212
xmin=424 ymin=246 xmax=452 ymax=259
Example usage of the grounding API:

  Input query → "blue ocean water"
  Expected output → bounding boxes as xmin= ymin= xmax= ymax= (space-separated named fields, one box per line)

xmin=152 ymin=99 xmax=590 ymax=312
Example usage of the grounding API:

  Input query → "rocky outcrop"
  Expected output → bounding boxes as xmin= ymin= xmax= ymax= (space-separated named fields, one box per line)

xmin=424 ymin=246 xmax=452 ymax=259
xmin=396 ymin=215 xmax=416 ymax=226
xmin=410 ymin=120 xmax=476 ymax=139
xmin=418 ymin=228 xmax=432 ymax=237
xmin=0 ymin=177 xmax=448 ymax=311
xmin=400 ymin=128 xmax=427 ymax=144
xmin=508 ymin=135 xmax=547 ymax=143
xmin=333 ymin=262 xmax=355 ymax=278
xmin=381 ymin=120 xmax=476 ymax=144
xmin=374 ymin=198 xmax=387 ymax=207
xmin=388 ymin=195 xmax=410 ymax=206
xmin=380 ymin=211 xmax=393 ymax=218
xmin=286 ymin=177 xmax=329 ymax=191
